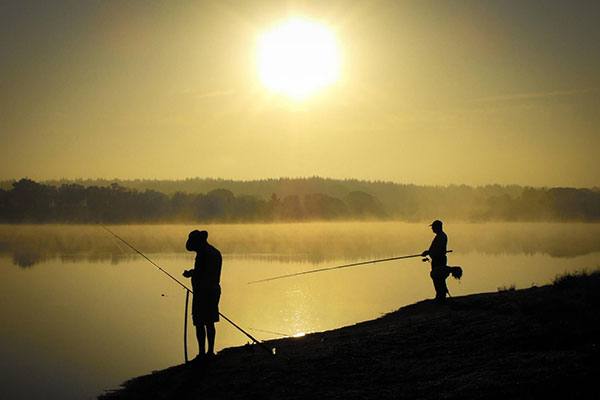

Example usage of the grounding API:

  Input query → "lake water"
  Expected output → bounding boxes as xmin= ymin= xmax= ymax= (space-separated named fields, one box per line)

xmin=1 ymin=222 xmax=599 ymax=399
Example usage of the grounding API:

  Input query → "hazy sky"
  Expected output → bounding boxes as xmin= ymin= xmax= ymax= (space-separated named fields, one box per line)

xmin=1 ymin=0 xmax=599 ymax=186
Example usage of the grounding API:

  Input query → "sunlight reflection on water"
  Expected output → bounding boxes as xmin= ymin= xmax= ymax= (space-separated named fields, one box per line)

xmin=1 ymin=222 xmax=599 ymax=399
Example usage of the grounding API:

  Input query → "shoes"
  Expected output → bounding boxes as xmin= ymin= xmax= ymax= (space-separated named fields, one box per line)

xmin=189 ymin=352 xmax=216 ymax=366
xmin=189 ymin=354 xmax=204 ymax=364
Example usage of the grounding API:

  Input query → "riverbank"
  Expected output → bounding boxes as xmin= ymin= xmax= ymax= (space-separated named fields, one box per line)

xmin=100 ymin=270 xmax=599 ymax=399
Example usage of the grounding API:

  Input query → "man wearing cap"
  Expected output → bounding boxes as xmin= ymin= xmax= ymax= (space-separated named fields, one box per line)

xmin=421 ymin=220 xmax=449 ymax=302
xmin=183 ymin=230 xmax=222 ymax=361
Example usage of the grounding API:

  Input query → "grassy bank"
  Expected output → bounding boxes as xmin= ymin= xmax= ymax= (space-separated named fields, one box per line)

xmin=100 ymin=270 xmax=599 ymax=399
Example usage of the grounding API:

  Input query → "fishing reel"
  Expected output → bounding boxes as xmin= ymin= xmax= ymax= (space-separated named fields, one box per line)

xmin=422 ymin=257 xmax=430 ymax=263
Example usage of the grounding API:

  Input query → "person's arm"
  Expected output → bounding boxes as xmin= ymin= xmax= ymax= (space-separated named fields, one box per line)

xmin=422 ymin=237 xmax=435 ymax=257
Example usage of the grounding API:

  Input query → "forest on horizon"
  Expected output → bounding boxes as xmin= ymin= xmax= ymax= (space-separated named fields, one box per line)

xmin=1 ymin=177 xmax=599 ymax=223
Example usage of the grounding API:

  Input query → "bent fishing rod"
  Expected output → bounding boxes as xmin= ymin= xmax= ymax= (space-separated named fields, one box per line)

xmin=248 ymin=250 xmax=453 ymax=284
xmin=101 ymin=225 xmax=274 ymax=355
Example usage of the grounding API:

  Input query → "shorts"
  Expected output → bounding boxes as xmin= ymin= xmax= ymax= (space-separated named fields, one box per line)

xmin=192 ymin=285 xmax=221 ymax=325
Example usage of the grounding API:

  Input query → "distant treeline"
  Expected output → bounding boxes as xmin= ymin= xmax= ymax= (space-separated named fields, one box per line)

xmin=1 ymin=178 xmax=599 ymax=223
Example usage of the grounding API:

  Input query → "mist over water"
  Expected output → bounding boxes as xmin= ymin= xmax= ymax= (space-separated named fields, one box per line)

xmin=2 ymin=222 xmax=599 ymax=267
xmin=1 ymin=222 xmax=599 ymax=399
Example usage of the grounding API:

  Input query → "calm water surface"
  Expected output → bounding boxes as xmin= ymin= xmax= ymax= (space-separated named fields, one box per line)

xmin=1 ymin=222 xmax=599 ymax=399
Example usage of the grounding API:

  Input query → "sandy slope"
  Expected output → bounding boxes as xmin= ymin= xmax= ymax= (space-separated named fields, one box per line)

xmin=100 ymin=272 xmax=599 ymax=399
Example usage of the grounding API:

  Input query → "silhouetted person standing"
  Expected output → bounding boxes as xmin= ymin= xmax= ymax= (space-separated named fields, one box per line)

xmin=421 ymin=220 xmax=449 ymax=302
xmin=183 ymin=230 xmax=222 ymax=361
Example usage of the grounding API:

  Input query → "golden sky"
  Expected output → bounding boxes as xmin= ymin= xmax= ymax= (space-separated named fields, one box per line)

xmin=1 ymin=0 xmax=599 ymax=186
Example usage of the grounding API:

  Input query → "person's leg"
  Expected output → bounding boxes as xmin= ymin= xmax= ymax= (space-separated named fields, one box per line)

xmin=433 ymin=277 xmax=448 ymax=302
xmin=195 ymin=325 xmax=206 ymax=356
xmin=206 ymin=323 xmax=216 ymax=355
xmin=430 ymin=270 xmax=440 ymax=300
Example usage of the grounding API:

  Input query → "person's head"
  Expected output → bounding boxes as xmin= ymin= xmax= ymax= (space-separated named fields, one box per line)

xmin=186 ymin=230 xmax=208 ymax=252
xmin=430 ymin=220 xmax=443 ymax=233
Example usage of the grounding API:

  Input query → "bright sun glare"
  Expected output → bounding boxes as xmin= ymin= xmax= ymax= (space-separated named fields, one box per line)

xmin=257 ymin=18 xmax=340 ymax=100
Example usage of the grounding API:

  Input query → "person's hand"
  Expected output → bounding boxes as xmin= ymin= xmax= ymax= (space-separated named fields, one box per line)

xmin=182 ymin=269 xmax=192 ymax=278
xmin=421 ymin=250 xmax=428 ymax=257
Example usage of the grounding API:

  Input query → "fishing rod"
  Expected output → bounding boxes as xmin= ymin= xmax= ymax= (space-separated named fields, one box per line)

xmin=101 ymin=225 xmax=274 ymax=356
xmin=248 ymin=250 xmax=453 ymax=284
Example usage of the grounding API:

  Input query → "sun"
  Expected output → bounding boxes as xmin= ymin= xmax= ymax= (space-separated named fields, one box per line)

xmin=257 ymin=18 xmax=341 ymax=100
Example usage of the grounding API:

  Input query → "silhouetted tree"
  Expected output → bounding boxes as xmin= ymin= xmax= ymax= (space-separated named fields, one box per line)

xmin=345 ymin=191 xmax=386 ymax=218
xmin=304 ymin=193 xmax=348 ymax=220
xmin=56 ymin=184 xmax=87 ymax=222
xmin=9 ymin=179 xmax=56 ymax=222
xmin=281 ymin=195 xmax=304 ymax=220
xmin=138 ymin=189 xmax=170 ymax=222
xmin=1 ymin=178 xmax=599 ymax=223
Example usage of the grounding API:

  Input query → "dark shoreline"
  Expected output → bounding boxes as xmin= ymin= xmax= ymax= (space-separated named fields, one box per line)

xmin=100 ymin=271 xmax=599 ymax=399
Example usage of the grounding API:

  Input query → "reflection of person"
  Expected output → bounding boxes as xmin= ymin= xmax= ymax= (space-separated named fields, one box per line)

xmin=183 ymin=230 xmax=222 ymax=361
xmin=421 ymin=220 xmax=449 ymax=302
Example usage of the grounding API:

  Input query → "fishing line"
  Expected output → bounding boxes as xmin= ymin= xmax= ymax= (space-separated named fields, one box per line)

xmin=101 ymin=225 xmax=274 ymax=356
xmin=102 ymin=225 xmax=191 ymax=291
xmin=102 ymin=228 xmax=127 ymax=254
xmin=248 ymin=250 xmax=453 ymax=284
xmin=249 ymin=327 xmax=290 ymax=337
